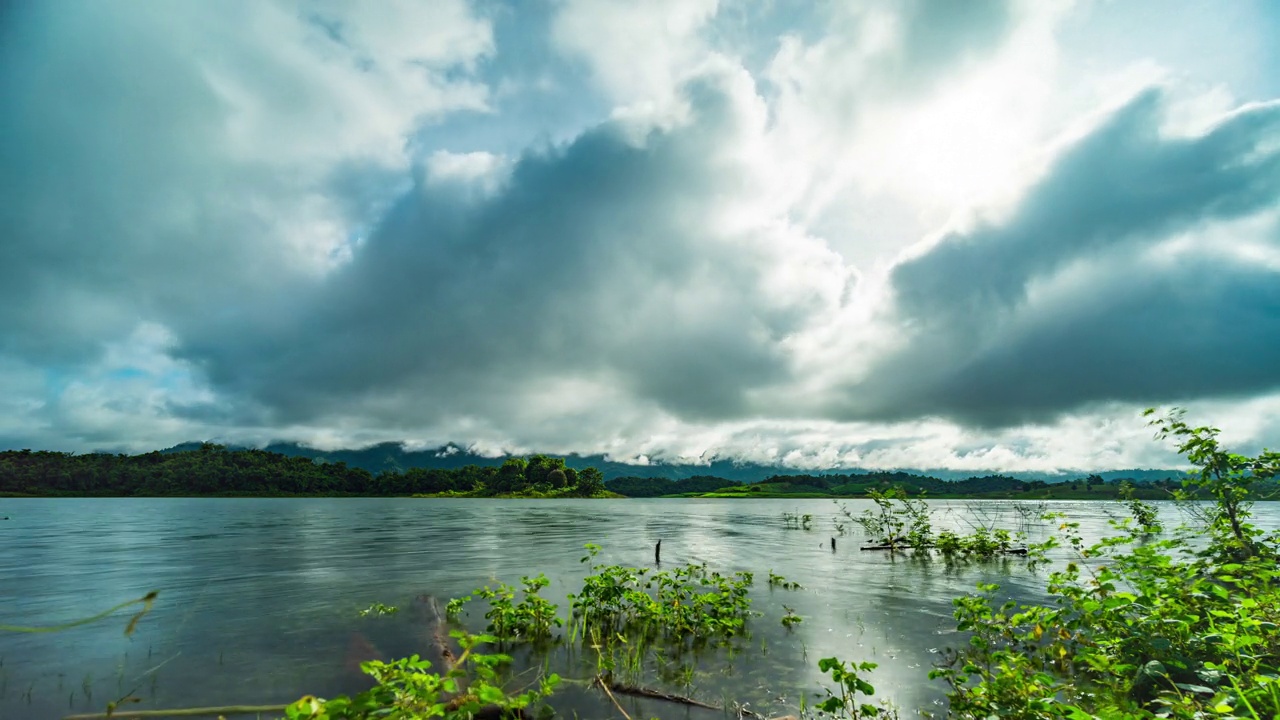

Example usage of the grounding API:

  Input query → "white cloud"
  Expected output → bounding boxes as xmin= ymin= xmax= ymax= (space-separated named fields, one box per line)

xmin=1 ymin=0 xmax=1278 ymax=471
xmin=551 ymin=0 xmax=721 ymax=119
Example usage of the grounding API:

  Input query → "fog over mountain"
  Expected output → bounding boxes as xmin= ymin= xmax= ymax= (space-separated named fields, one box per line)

xmin=146 ymin=441 xmax=1182 ymax=485
xmin=3 ymin=0 xmax=1278 ymax=472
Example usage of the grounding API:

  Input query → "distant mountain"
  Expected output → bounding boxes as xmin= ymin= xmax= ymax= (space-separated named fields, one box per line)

xmin=158 ymin=441 xmax=1188 ymax=484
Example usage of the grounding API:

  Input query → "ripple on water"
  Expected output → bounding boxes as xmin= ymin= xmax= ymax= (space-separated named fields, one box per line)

xmin=1 ymin=497 xmax=1264 ymax=719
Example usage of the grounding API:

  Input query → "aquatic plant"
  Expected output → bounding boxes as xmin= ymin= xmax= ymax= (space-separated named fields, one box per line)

xmin=815 ymin=657 xmax=895 ymax=719
xmin=932 ymin=526 xmax=1022 ymax=559
xmin=931 ymin=409 xmax=1280 ymax=719
xmin=568 ymin=546 xmax=755 ymax=642
xmin=767 ymin=571 xmax=802 ymax=590
xmin=456 ymin=574 xmax=561 ymax=641
xmin=445 ymin=595 xmax=470 ymax=619
xmin=845 ymin=489 xmax=933 ymax=551
xmin=780 ymin=606 xmax=802 ymax=629
xmin=783 ymin=512 xmax=813 ymax=530
xmin=841 ymin=491 xmax=1028 ymax=559
xmin=284 ymin=631 xmax=560 ymax=720
xmin=1120 ymin=480 xmax=1163 ymax=535
xmin=357 ymin=603 xmax=399 ymax=618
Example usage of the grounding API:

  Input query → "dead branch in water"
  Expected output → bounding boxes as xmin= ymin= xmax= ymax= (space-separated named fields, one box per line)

xmin=424 ymin=595 xmax=458 ymax=670
xmin=592 ymin=675 xmax=772 ymax=719
xmin=595 ymin=675 xmax=635 ymax=720
xmin=859 ymin=544 xmax=1028 ymax=555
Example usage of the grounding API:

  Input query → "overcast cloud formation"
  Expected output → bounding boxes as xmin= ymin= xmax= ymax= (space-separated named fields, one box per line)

xmin=2 ymin=0 xmax=1279 ymax=471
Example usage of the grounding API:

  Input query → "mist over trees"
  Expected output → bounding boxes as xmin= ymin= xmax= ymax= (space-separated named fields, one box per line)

xmin=0 ymin=445 xmax=1198 ymax=499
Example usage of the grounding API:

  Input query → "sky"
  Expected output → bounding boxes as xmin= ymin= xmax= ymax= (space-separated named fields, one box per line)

xmin=2 ymin=0 xmax=1279 ymax=472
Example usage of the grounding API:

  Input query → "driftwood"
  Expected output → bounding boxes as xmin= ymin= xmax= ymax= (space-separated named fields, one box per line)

xmin=595 ymin=676 xmax=635 ymax=720
xmin=423 ymin=595 xmax=458 ymax=670
xmin=593 ymin=676 xmax=774 ymax=719
xmin=64 ymin=675 xmax=770 ymax=720
xmin=858 ymin=543 xmax=1030 ymax=555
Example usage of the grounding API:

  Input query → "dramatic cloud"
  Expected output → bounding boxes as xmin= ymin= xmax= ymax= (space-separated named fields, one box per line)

xmin=2 ymin=0 xmax=1278 ymax=470
xmin=0 ymin=0 xmax=492 ymax=362
xmin=181 ymin=71 xmax=851 ymax=432
xmin=842 ymin=91 xmax=1280 ymax=426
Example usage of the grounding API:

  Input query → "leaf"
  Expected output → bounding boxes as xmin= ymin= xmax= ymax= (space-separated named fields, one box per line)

xmin=477 ymin=684 xmax=506 ymax=704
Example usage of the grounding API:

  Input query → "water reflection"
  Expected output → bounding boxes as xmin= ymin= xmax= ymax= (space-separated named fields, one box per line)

xmin=1 ymin=498 xmax=1275 ymax=719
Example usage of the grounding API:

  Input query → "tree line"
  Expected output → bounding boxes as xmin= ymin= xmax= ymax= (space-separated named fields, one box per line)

xmin=0 ymin=445 xmax=1213 ymax=499
xmin=0 ymin=445 xmax=606 ymax=497
xmin=606 ymin=470 xmax=1191 ymax=498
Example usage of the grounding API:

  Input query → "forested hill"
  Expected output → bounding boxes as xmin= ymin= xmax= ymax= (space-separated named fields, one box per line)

xmin=0 ymin=445 xmax=608 ymax=497
xmin=163 ymin=440 xmax=1187 ymax=484
xmin=604 ymin=471 xmax=1203 ymax=499
xmin=0 ymin=444 xmax=1207 ymax=499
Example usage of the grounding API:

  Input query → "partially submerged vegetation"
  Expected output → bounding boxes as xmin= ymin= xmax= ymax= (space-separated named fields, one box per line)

xmin=841 ymin=489 xmax=1030 ymax=558
xmin=933 ymin=409 xmax=1280 ymax=719
xmin=8 ymin=409 xmax=1279 ymax=719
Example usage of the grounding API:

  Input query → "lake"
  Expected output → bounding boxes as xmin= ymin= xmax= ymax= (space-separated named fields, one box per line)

xmin=2 ymin=498 xmax=1275 ymax=719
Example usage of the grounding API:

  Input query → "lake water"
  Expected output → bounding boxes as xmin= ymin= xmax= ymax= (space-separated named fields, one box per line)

xmin=2 ymin=498 xmax=1276 ymax=720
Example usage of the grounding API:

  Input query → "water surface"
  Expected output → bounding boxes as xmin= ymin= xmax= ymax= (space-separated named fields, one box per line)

xmin=2 ymin=498 xmax=1273 ymax=719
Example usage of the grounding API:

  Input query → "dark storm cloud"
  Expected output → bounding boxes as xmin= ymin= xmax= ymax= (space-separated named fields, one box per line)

xmin=179 ymin=76 xmax=844 ymax=428
xmin=912 ymin=262 xmax=1280 ymax=425
xmin=0 ymin=2 xmax=256 ymax=362
xmin=0 ymin=1 xmax=490 ymax=366
xmin=839 ymin=90 xmax=1280 ymax=426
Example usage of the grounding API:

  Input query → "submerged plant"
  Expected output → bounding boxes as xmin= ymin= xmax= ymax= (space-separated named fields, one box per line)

xmin=782 ymin=512 xmax=813 ymax=530
xmin=840 ymin=491 xmax=1027 ymax=559
xmin=445 ymin=596 xmax=471 ymax=619
xmin=781 ymin=606 xmax=803 ymax=629
xmin=847 ymin=489 xmax=933 ymax=551
xmin=1120 ymin=480 xmax=1163 ymax=535
xmin=816 ymin=657 xmax=895 ymax=719
xmin=460 ymin=574 xmax=561 ymax=642
xmin=768 ymin=571 xmax=802 ymax=591
xmin=568 ymin=546 xmax=755 ymax=643
xmin=358 ymin=603 xmax=399 ymax=618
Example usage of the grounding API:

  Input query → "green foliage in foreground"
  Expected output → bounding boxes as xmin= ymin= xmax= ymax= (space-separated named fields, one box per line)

xmin=286 ymin=631 xmax=559 ymax=720
xmin=425 ymin=409 xmax=1280 ymax=719
xmin=933 ymin=409 xmax=1280 ymax=719
xmin=13 ymin=409 xmax=1277 ymax=720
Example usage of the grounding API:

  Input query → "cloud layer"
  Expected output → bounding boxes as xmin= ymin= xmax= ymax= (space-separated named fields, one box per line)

xmin=2 ymin=0 xmax=1278 ymax=470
